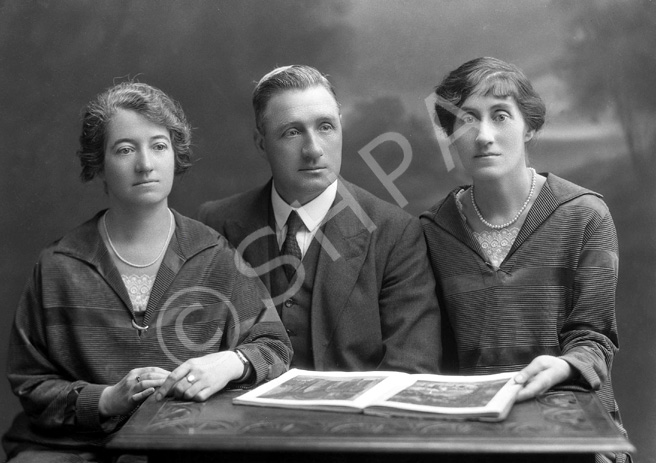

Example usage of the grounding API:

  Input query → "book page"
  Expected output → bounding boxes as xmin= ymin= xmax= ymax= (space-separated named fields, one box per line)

xmin=367 ymin=372 xmax=522 ymax=418
xmin=387 ymin=378 xmax=510 ymax=408
xmin=233 ymin=369 xmax=408 ymax=411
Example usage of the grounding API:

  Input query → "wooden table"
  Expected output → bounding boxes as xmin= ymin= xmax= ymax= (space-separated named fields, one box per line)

xmin=107 ymin=389 xmax=634 ymax=463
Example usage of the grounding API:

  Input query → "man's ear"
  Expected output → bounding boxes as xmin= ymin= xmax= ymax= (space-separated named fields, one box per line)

xmin=253 ymin=128 xmax=267 ymax=158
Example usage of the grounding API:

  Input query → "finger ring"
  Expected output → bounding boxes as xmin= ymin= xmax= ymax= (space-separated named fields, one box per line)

xmin=187 ymin=374 xmax=196 ymax=384
xmin=136 ymin=376 xmax=141 ymax=383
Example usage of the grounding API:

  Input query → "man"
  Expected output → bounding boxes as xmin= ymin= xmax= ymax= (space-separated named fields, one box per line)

xmin=198 ymin=65 xmax=440 ymax=373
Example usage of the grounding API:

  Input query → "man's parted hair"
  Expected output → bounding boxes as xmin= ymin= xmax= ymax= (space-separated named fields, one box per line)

xmin=252 ymin=65 xmax=338 ymax=134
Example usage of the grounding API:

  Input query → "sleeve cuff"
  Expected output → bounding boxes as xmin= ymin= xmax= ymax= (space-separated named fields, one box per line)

xmin=229 ymin=345 xmax=273 ymax=388
xmin=559 ymin=351 xmax=603 ymax=390
xmin=76 ymin=384 xmax=123 ymax=433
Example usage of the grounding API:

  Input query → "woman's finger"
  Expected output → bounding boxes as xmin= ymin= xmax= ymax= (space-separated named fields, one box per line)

xmin=171 ymin=373 xmax=199 ymax=399
xmin=157 ymin=366 xmax=192 ymax=400
xmin=190 ymin=386 xmax=214 ymax=402
xmin=132 ymin=387 xmax=156 ymax=404
xmin=138 ymin=377 xmax=166 ymax=391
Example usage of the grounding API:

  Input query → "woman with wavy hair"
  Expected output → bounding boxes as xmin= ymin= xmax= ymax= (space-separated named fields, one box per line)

xmin=3 ymin=82 xmax=291 ymax=462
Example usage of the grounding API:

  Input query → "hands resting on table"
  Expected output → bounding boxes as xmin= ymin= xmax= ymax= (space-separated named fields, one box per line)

xmin=513 ymin=355 xmax=575 ymax=402
xmin=98 ymin=352 xmax=575 ymax=418
xmin=98 ymin=351 xmax=245 ymax=418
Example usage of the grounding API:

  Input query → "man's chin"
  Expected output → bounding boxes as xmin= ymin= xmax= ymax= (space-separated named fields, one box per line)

xmin=288 ymin=181 xmax=333 ymax=205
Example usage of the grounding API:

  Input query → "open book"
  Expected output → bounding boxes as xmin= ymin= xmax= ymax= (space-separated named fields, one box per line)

xmin=234 ymin=369 xmax=523 ymax=422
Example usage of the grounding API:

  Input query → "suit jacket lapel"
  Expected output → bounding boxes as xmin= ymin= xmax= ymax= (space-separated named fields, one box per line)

xmin=311 ymin=182 xmax=372 ymax=368
xmin=223 ymin=181 xmax=277 ymax=291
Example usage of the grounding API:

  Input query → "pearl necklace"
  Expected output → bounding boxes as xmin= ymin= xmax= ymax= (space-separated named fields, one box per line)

xmin=470 ymin=167 xmax=536 ymax=230
xmin=103 ymin=209 xmax=174 ymax=268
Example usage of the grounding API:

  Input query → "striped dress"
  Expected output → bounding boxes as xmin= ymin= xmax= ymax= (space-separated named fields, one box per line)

xmin=4 ymin=210 xmax=292 ymax=458
xmin=421 ymin=173 xmax=628 ymax=463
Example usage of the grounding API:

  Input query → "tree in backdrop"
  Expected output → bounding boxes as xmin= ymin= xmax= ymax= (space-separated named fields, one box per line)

xmin=559 ymin=0 xmax=656 ymax=178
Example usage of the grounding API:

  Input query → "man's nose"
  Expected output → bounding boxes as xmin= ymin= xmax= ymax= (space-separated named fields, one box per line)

xmin=301 ymin=132 xmax=323 ymax=159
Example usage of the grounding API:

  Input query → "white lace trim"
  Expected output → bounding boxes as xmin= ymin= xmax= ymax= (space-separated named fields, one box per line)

xmin=121 ymin=274 xmax=155 ymax=312
xmin=472 ymin=228 xmax=519 ymax=268
xmin=456 ymin=189 xmax=519 ymax=268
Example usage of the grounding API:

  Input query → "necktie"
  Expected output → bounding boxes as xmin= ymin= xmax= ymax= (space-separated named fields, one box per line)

xmin=281 ymin=210 xmax=304 ymax=281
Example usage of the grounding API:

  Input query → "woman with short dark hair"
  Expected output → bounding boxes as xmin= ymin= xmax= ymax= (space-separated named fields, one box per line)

xmin=422 ymin=57 xmax=629 ymax=463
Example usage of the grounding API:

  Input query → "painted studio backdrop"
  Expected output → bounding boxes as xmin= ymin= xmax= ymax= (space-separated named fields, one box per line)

xmin=1 ymin=0 xmax=655 ymax=460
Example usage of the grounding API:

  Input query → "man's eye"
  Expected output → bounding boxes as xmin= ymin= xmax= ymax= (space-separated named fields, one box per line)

xmin=153 ymin=143 xmax=168 ymax=151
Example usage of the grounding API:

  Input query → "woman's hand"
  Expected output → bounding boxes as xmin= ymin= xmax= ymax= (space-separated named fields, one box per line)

xmin=156 ymin=351 xmax=245 ymax=403
xmin=99 ymin=367 xmax=171 ymax=418
xmin=513 ymin=355 xmax=574 ymax=402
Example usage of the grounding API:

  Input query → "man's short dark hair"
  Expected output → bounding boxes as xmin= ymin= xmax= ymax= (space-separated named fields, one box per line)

xmin=252 ymin=65 xmax=338 ymax=134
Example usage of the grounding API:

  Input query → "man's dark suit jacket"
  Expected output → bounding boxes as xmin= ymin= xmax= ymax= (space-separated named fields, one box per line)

xmin=198 ymin=179 xmax=441 ymax=373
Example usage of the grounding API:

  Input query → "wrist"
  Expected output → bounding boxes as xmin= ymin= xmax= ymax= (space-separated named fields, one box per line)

xmin=559 ymin=358 xmax=576 ymax=381
xmin=98 ymin=386 xmax=111 ymax=418
xmin=234 ymin=349 xmax=253 ymax=383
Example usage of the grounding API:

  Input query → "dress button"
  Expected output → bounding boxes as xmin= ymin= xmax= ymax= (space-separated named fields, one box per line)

xmin=286 ymin=329 xmax=295 ymax=336
xmin=284 ymin=299 xmax=294 ymax=308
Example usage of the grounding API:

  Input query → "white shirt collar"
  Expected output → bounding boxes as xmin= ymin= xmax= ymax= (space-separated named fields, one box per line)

xmin=271 ymin=180 xmax=338 ymax=233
